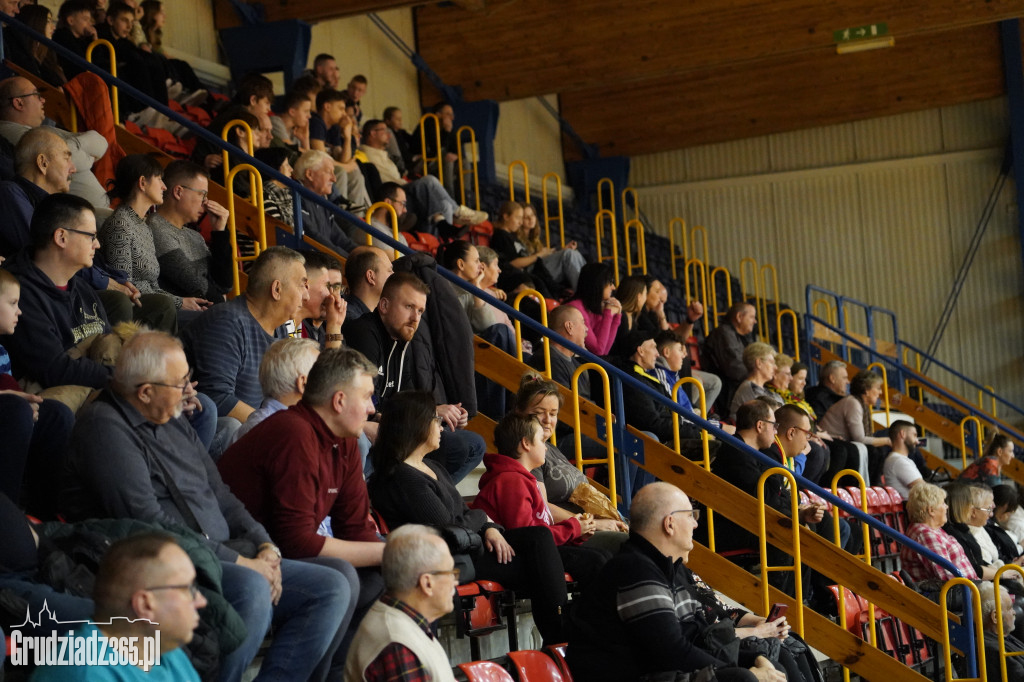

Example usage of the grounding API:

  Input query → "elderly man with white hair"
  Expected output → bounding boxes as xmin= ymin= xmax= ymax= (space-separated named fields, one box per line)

xmin=345 ymin=524 xmax=458 ymax=682
xmin=293 ymin=149 xmax=360 ymax=257
xmin=229 ymin=337 xmax=320 ymax=445
xmin=979 ymin=579 xmax=1024 ymax=680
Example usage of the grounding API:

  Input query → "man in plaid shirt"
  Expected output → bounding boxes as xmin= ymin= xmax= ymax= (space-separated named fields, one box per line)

xmin=345 ymin=525 xmax=458 ymax=681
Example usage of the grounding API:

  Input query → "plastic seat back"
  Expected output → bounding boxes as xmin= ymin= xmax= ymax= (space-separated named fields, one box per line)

xmin=458 ymin=660 xmax=515 ymax=682
xmin=508 ymin=650 xmax=565 ymax=682
xmin=543 ymin=645 xmax=574 ymax=682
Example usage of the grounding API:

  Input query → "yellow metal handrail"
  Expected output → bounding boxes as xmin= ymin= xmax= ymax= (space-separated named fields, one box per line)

xmin=690 ymin=225 xmax=709 ymax=276
xmin=995 ymin=565 xmax=1024 ymax=682
xmin=624 ymin=219 xmax=647 ymax=275
xmin=621 ymin=186 xmax=639 ymax=226
xmin=684 ymin=259 xmax=709 ymax=336
xmin=759 ymin=263 xmax=779 ymax=343
xmin=959 ymin=416 xmax=984 ymax=469
xmin=940 ymin=578 xmax=985 ymax=682
xmin=709 ymin=266 xmax=733 ymax=330
xmin=85 ymin=39 xmax=119 ymax=123
xmin=508 ymin=160 xmax=529 ymax=204
xmin=980 ymin=385 xmax=997 ymax=418
xmin=572 ymin=362 xmax=616 ymax=506
xmin=220 ymin=119 xmax=256 ymax=204
xmin=668 ymin=217 xmax=687 ymax=279
xmin=597 ymin=178 xmax=615 ymax=217
xmin=512 ymin=289 xmax=551 ymax=375
xmin=671 ymin=377 xmax=714 ymax=550
xmin=541 ymin=172 xmax=565 ymax=248
xmin=594 ymin=209 xmax=620 ymax=285
xmin=739 ymin=257 xmax=761 ymax=334
xmin=830 ymin=470 xmax=876 ymax=648
xmin=866 ymin=362 xmax=891 ymax=427
xmin=455 ymin=125 xmax=480 ymax=211
xmin=757 ymin=467 xmax=804 ymax=637
xmin=812 ymin=298 xmax=837 ymax=327
xmin=418 ymin=112 xmax=443 ymax=186
xmin=363 ymin=202 xmax=399 ymax=259
xmin=777 ymin=309 xmax=799 ymax=361
xmin=226 ymin=164 xmax=267 ymax=296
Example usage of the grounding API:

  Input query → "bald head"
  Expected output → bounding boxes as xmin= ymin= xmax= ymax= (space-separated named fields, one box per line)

xmin=0 ymin=77 xmax=46 ymax=126
xmin=15 ymin=127 xmax=69 ymax=180
xmin=630 ymin=482 xmax=689 ymax=535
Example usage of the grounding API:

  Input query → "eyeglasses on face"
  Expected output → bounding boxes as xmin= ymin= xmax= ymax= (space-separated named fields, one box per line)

xmin=666 ymin=508 xmax=701 ymax=521
xmin=9 ymin=90 xmax=42 ymax=103
xmin=179 ymin=185 xmax=208 ymax=200
xmin=62 ymin=227 xmax=99 ymax=242
xmin=137 ymin=369 xmax=193 ymax=392
xmin=145 ymin=579 xmax=200 ymax=599
xmin=760 ymin=419 xmax=779 ymax=431
xmin=425 ymin=567 xmax=460 ymax=580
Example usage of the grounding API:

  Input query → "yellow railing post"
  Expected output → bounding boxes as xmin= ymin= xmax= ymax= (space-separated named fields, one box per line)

xmin=621 ymin=187 xmax=639 ymax=226
xmin=86 ymin=39 xmax=119 ymax=123
xmin=512 ymin=289 xmax=550 ymax=374
xmin=759 ymin=263 xmax=779 ymax=344
xmin=597 ymin=178 xmax=615 ymax=217
xmin=739 ymin=257 xmax=761 ymax=327
xmin=709 ymin=266 xmax=733 ymax=330
xmin=455 ymin=125 xmax=480 ymax=211
xmin=418 ymin=112 xmax=442 ymax=186
xmin=995 ymin=565 xmax=1024 ymax=682
xmin=981 ymin=385 xmax=997 ymax=418
xmin=668 ymin=218 xmax=687 ymax=280
xmin=623 ymin=219 xmax=647 ymax=275
xmin=225 ymin=164 xmax=267 ymax=296
xmin=684 ymin=259 xmax=709 ymax=336
xmin=866 ymin=362 xmax=891 ymax=427
xmin=594 ymin=210 xmax=620 ymax=285
xmin=777 ymin=309 xmax=799 ymax=361
xmin=572 ymin=362 xmax=616 ymax=506
xmin=690 ymin=224 xmax=709 ymax=276
xmin=541 ymin=172 xmax=565 ymax=248
xmin=757 ymin=467 xmax=804 ymax=637
xmin=831 ymin=470 xmax=875 ymax=647
xmin=508 ymin=160 xmax=529 ymax=204
xmin=939 ymin=578 xmax=985 ymax=682
xmin=362 ymin=202 xmax=400 ymax=259
xmin=220 ymin=119 xmax=256 ymax=204
xmin=671 ymin=377 xmax=714 ymax=550
xmin=959 ymin=416 xmax=984 ymax=468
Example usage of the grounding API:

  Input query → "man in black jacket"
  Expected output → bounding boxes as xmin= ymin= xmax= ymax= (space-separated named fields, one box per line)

xmin=567 ymin=482 xmax=784 ymax=682
xmin=344 ymin=270 xmax=483 ymax=482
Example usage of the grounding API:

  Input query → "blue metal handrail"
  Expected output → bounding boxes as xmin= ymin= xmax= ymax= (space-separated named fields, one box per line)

xmin=7 ymin=16 xmax=972 ymax=662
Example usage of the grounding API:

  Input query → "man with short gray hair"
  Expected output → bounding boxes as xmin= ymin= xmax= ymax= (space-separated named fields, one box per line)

xmin=219 ymin=347 xmax=386 ymax=664
xmin=979 ymin=580 xmax=1024 ymax=680
xmin=345 ymin=525 xmax=458 ymax=682
xmin=62 ymin=330 xmax=356 ymax=682
xmin=805 ymin=359 xmax=849 ymax=419
xmin=293 ymin=149 xmax=360 ymax=257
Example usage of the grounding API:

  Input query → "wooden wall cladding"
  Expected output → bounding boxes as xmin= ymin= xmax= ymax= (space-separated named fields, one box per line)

xmin=558 ymin=23 xmax=1007 ymax=159
xmin=415 ymin=0 xmax=1024 ymax=103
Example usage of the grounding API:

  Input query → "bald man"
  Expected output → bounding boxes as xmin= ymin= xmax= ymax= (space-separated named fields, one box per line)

xmin=0 ymin=76 xmax=110 ymax=210
xmin=568 ymin=482 xmax=786 ymax=682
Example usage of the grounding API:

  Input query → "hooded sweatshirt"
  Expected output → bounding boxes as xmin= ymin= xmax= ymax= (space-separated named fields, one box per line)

xmin=472 ymin=453 xmax=582 ymax=546
xmin=1 ymin=249 xmax=111 ymax=388
xmin=343 ymin=308 xmax=412 ymax=406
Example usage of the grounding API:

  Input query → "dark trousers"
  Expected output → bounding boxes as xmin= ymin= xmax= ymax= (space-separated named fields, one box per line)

xmin=96 ymin=290 xmax=178 ymax=334
xmin=0 ymin=395 xmax=73 ymax=519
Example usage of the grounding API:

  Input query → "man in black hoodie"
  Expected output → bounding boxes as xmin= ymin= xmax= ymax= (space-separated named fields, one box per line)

xmin=344 ymin=271 xmax=484 ymax=482
xmin=1 ymin=193 xmax=111 ymax=389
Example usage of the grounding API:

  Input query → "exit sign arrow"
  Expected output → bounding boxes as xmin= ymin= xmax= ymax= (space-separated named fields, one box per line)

xmin=834 ymin=22 xmax=889 ymax=43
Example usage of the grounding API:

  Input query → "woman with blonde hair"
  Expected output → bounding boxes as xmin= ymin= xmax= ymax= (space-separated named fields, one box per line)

xmin=519 ymin=203 xmax=586 ymax=290
xmin=728 ymin=342 xmax=784 ymax=421
xmin=900 ymin=482 xmax=977 ymax=583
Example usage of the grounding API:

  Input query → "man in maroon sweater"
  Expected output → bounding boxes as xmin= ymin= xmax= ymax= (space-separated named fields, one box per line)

xmin=218 ymin=346 xmax=385 ymax=663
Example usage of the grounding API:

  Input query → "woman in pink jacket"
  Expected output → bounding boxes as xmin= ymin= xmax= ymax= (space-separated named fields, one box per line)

xmin=565 ymin=262 xmax=621 ymax=356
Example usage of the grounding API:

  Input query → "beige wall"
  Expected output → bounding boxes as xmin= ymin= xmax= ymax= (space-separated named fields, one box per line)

xmin=630 ymin=97 xmax=1024 ymax=421
xmin=493 ymin=94 xmax=566 ymax=198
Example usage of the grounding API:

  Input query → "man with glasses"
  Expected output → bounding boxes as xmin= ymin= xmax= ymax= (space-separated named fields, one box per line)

xmin=0 ymin=76 xmax=111 ymax=211
xmin=62 ymin=330 xmax=355 ymax=682
xmin=346 ymin=525 xmax=459 ymax=682
xmin=295 ymin=249 xmax=346 ymax=349
xmin=148 ymin=160 xmax=233 ymax=305
xmin=567 ymin=482 xmax=785 ymax=682
xmin=366 ymin=182 xmax=410 ymax=260
xmin=31 ymin=533 xmax=205 ymax=681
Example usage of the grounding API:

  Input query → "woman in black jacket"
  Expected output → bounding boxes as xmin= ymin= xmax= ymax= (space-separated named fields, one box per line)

xmin=367 ymin=391 xmax=571 ymax=644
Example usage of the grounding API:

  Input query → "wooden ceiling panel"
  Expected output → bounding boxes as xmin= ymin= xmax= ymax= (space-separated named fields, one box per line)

xmin=558 ymin=23 xmax=1006 ymax=159
xmin=415 ymin=0 xmax=1024 ymax=102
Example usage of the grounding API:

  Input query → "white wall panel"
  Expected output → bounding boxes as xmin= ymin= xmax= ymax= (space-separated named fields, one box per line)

xmin=494 ymin=95 xmax=565 ymax=193
xmin=851 ymin=109 xmax=943 ymax=162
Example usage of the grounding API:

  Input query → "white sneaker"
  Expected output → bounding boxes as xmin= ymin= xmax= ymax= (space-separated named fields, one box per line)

xmin=453 ymin=204 xmax=488 ymax=226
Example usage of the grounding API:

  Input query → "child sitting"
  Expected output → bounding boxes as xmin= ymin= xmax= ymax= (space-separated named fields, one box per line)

xmin=472 ymin=412 xmax=611 ymax=588
xmin=0 ymin=270 xmax=73 ymax=519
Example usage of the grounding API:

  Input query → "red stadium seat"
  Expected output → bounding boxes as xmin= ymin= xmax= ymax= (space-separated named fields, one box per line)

xmin=543 ymin=645 xmax=574 ymax=682
xmin=458 ymin=660 xmax=515 ymax=682
xmin=508 ymin=650 xmax=565 ymax=682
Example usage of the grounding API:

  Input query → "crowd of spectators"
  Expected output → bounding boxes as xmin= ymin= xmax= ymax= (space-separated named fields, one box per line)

xmin=0 ymin=4 xmax=1019 ymax=681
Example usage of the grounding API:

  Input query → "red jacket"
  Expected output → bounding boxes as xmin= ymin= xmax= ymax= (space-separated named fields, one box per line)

xmin=472 ymin=453 xmax=582 ymax=546
xmin=218 ymin=401 xmax=379 ymax=558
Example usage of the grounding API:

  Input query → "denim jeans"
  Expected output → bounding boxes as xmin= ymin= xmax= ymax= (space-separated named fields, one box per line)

xmin=218 ymin=557 xmax=351 ymax=682
xmin=187 ymin=391 xmax=217 ymax=452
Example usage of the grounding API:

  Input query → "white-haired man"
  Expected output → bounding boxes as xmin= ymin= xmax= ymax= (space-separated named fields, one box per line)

xmin=293 ymin=149 xmax=360 ymax=257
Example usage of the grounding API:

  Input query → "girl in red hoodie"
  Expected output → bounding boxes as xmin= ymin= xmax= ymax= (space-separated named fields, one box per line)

xmin=473 ymin=413 xmax=611 ymax=586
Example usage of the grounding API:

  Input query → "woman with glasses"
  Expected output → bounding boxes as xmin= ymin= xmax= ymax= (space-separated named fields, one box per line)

xmin=944 ymin=482 xmax=1024 ymax=582
xmin=367 ymin=391 xmax=573 ymax=644
xmin=100 ymin=154 xmax=211 ymax=323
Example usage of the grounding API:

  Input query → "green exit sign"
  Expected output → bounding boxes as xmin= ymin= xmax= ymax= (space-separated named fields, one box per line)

xmin=834 ymin=23 xmax=889 ymax=43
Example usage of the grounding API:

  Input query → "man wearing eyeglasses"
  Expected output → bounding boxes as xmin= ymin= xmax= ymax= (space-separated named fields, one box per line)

xmin=567 ymin=482 xmax=786 ymax=682
xmin=346 ymin=525 xmax=458 ymax=682
xmin=30 ymin=533 xmax=205 ymax=680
